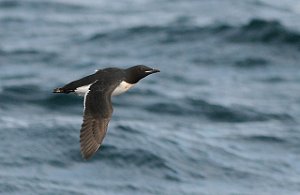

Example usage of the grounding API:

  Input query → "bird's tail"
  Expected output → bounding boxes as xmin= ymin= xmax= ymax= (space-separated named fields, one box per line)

xmin=53 ymin=88 xmax=64 ymax=93
xmin=53 ymin=87 xmax=73 ymax=93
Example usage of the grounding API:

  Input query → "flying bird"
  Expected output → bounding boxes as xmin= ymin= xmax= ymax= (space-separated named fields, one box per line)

xmin=53 ymin=65 xmax=160 ymax=159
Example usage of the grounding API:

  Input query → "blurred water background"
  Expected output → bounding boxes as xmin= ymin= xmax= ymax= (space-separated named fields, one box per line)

xmin=1 ymin=0 xmax=300 ymax=194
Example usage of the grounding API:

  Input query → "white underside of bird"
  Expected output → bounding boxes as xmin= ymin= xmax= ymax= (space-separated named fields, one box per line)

xmin=75 ymin=81 xmax=135 ymax=96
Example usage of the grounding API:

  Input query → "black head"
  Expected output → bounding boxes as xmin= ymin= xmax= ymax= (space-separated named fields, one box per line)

xmin=125 ymin=65 xmax=160 ymax=84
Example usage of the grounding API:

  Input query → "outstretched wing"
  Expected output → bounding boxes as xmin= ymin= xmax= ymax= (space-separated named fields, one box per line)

xmin=80 ymin=79 xmax=121 ymax=159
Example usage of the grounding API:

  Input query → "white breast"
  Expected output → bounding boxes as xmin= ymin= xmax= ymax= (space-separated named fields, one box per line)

xmin=75 ymin=84 xmax=91 ymax=96
xmin=112 ymin=81 xmax=134 ymax=96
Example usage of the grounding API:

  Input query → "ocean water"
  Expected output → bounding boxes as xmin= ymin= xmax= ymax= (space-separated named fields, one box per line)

xmin=1 ymin=0 xmax=300 ymax=194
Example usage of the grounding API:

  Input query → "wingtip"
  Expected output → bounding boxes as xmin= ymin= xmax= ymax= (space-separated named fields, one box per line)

xmin=81 ymin=153 xmax=90 ymax=160
xmin=80 ymin=143 xmax=101 ymax=160
xmin=80 ymin=149 xmax=96 ymax=160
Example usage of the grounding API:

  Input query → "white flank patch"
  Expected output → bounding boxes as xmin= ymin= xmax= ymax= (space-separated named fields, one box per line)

xmin=75 ymin=84 xmax=91 ymax=96
xmin=112 ymin=81 xmax=134 ymax=96
xmin=83 ymin=90 xmax=89 ymax=111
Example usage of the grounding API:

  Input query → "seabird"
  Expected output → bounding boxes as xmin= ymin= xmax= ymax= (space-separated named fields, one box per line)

xmin=53 ymin=65 xmax=160 ymax=159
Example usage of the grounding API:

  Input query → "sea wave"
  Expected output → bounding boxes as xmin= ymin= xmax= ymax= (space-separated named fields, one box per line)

xmin=0 ymin=0 xmax=87 ymax=11
xmin=0 ymin=84 xmax=41 ymax=105
xmin=227 ymin=19 xmax=300 ymax=46
xmin=0 ymin=48 xmax=58 ymax=64
xmin=187 ymin=98 xmax=293 ymax=122
xmin=86 ymin=18 xmax=300 ymax=47
xmin=97 ymin=146 xmax=174 ymax=170
xmin=0 ymin=182 xmax=20 ymax=194
xmin=234 ymin=57 xmax=269 ymax=68
xmin=146 ymin=98 xmax=293 ymax=123
xmin=241 ymin=135 xmax=286 ymax=143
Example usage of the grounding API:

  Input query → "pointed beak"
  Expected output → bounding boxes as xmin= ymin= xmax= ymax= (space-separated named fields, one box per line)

xmin=146 ymin=68 xmax=160 ymax=74
xmin=152 ymin=68 xmax=160 ymax=73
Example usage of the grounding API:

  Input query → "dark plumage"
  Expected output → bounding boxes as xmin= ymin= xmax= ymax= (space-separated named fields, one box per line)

xmin=53 ymin=65 xmax=159 ymax=159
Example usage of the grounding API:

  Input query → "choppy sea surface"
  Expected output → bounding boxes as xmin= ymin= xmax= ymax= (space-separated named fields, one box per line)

xmin=1 ymin=0 xmax=300 ymax=194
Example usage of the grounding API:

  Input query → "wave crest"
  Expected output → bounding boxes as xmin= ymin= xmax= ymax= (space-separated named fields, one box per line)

xmin=86 ymin=18 xmax=300 ymax=48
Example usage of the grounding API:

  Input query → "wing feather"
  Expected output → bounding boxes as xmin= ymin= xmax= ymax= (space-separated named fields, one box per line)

xmin=79 ymin=79 xmax=121 ymax=160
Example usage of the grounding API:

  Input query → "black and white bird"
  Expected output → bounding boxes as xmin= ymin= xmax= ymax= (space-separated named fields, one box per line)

xmin=53 ymin=65 xmax=160 ymax=160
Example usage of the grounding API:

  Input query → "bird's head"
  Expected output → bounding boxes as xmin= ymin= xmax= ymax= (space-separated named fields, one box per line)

xmin=125 ymin=65 xmax=160 ymax=84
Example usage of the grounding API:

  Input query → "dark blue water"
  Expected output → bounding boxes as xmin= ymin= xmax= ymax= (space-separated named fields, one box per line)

xmin=1 ymin=0 xmax=300 ymax=194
